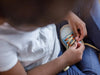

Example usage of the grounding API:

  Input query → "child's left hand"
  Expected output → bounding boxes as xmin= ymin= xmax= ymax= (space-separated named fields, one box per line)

xmin=65 ymin=11 xmax=87 ymax=41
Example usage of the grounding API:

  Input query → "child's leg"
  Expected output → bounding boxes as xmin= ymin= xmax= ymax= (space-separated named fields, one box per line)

xmin=58 ymin=65 xmax=86 ymax=75
xmin=57 ymin=46 xmax=100 ymax=75
xmin=76 ymin=46 xmax=100 ymax=75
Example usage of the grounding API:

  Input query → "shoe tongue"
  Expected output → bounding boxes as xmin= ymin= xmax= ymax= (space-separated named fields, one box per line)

xmin=60 ymin=25 xmax=72 ymax=39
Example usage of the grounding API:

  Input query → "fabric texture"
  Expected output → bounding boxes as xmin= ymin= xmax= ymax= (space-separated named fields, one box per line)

xmin=0 ymin=22 xmax=60 ymax=72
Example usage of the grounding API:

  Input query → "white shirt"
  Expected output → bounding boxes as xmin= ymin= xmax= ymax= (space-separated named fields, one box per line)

xmin=0 ymin=22 xmax=60 ymax=72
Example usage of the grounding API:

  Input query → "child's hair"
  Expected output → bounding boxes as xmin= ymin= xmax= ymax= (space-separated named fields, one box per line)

xmin=0 ymin=0 xmax=94 ymax=27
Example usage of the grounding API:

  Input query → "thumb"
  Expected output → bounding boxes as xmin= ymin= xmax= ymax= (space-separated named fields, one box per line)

xmin=73 ymin=26 xmax=79 ymax=38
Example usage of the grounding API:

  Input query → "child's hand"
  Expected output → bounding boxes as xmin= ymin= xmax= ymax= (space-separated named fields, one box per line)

xmin=65 ymin=11 xmax=87 ymax=41
xmin=62 ymin=42 xmax=85 ymax=66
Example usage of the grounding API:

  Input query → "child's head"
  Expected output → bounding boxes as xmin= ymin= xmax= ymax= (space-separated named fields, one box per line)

xmin=0 ymin=0 xmax=94 ymax=31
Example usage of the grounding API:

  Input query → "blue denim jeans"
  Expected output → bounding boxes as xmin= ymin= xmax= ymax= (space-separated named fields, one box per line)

xmin=57 ymin=0 xmax=100 ymax=75
xmin=57 ymin=46 xmax=100 ymax=75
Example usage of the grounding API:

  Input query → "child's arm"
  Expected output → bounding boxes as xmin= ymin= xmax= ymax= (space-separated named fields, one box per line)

xmin=65 ymin=11 xmax=87 ymax=41
xmin=0 ymin=42 xmax=85 ymax=75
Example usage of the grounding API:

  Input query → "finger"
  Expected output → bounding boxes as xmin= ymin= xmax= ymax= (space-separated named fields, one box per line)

xmin=75 ymin=37 xmax=79 ymax=42
xmin=82 ymin=23 xmax=87 ymax=37
xmin=71 ymin=24 xmax=79 ymax=39
xmin=77 ymin=42 xmax=85 ymax=52
xmin=78 ymin=25 xmax=84 ymax=41
xmin=84 ymin=25 xmax=87 ymax=37
xmin=69 ymin=22 xmax=79 ymax=38
xmin=79 ymin=23 xmax=86 ymax=41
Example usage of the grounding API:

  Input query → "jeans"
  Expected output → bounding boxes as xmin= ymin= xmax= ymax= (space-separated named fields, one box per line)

xmin=57 ymin=46 xmax=100 ymax=75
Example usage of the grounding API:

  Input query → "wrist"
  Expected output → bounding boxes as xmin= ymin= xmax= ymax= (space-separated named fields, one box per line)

xmin=58 ymin=52 xmax=70 ymax=68
xmin=64 ymin=11 xmax=73 ymax=21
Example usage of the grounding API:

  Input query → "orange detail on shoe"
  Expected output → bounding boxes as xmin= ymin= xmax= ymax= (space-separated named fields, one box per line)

xmin=65 ymin=38 xmax=68 ymax=41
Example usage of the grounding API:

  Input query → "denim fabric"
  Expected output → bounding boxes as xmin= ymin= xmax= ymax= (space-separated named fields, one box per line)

xmin=57 ymin=46 xmax=100 ymax=75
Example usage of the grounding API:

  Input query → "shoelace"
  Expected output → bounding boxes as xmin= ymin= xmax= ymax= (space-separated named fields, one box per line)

xmin=64 ymin=32 xmax=75 ymax=49
xmin=64 ymin=32 xmax=100 ymax=51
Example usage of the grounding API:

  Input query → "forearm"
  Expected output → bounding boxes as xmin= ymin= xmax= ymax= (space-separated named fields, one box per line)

xmin=64 ymin=11 xmax=73 ymax=21
xmin=27 ymin=54 xmax=69 ymax=75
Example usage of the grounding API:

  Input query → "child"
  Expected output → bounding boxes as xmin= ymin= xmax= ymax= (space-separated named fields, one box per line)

xmin=0 ymin=0 xmax=98 ymax=75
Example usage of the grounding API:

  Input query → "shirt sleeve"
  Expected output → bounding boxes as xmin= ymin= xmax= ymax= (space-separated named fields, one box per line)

xmin=0 ymin=40 xmax=18 ymax=72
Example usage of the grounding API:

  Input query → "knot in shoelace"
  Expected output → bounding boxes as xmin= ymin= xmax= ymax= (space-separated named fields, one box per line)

xmin=63 ymin=32 xmax=75 ymax=49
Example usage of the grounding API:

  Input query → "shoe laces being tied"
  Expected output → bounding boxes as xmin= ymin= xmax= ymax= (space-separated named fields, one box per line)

xmin=60 ymin=25 xmax=76 ymax=49
xmin=60 ymin=24 xmax=100 ymax=71
xmin=63 ymin=32 xmax=75 ymax=49
xmin=60 ymin=24 xmax=100 ymax=51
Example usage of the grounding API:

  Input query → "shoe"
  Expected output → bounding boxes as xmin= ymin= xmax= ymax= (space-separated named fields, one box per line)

xmin=60 ymin=24 xmax=75 ymax=49
xmin=60 ymin=24 xmax=100 ymax=69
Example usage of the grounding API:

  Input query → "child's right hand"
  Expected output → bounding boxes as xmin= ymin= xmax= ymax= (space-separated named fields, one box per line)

xmin=61 ymin=42 xmax=85 ymax=66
